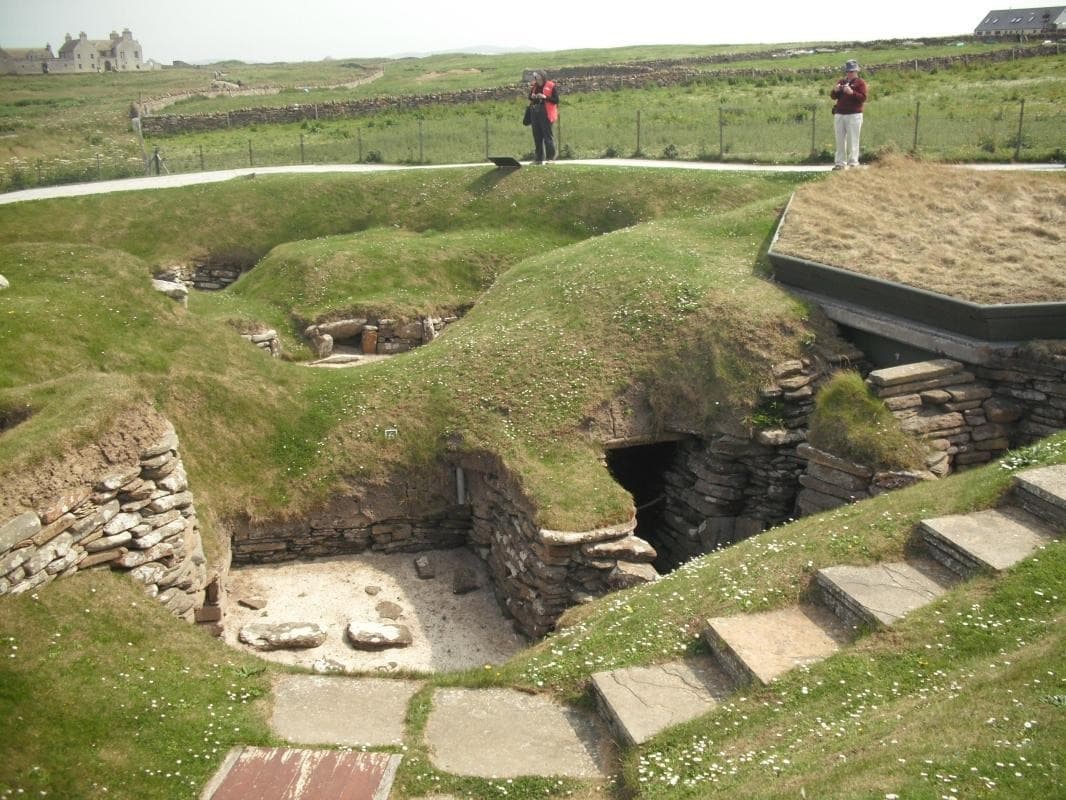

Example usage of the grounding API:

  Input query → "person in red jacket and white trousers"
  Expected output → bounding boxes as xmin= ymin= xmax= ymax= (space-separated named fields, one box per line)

xmin=528 ymin=70 xmax=558 ymax=164
xmin=830 ymin=60 xmax=867 ymax=169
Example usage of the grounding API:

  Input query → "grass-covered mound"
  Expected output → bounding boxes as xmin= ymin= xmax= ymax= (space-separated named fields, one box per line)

xmin=0 ymin=166 xmax=839 ymax=530
xmin=773 ymin=156 xmax=1066 ymax=304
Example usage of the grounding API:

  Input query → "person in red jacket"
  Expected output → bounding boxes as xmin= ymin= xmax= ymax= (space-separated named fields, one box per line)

xmin=830 ymin=59 xmax=867 ymax=169
xmin=527 ymin=70 xmax=558 ymax=164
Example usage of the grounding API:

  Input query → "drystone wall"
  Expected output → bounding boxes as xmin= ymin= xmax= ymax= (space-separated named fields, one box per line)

xmin=304 ymin=314 xmax=456 ymax=358
xmin=462 ymin=453 xmax=657 ymax=638
xmin=138 ymin=46 xmax=1060 ymax=137
xmin=977 ymin=348 xmax=1066 ymax=445
xmin=0 ymin=423 xmax=213 ymax=625
xmin=653 ymin=354 xmax=864 ymax=568
xmin=793 ymin=353 xmax=1065 ymax=516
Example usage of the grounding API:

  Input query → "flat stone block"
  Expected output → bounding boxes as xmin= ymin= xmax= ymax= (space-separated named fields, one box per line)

xmin=1014 ymin=465 xmax=1066 ymax=523
xmin=271 ymin=674 xmax=422 ymax=746
xmin=921 ymin=508 xmax=1056 ymax=574
xmin=424 ymin=687 xmax=610 ymax=778
xmin=590 ymin=657 xmax=731 ymax=746
xmin=867 ymin=359 xmax=962 ymax=388
xmin=704 ymin=604 xmax=851 ymax=686
xmin=817 ymin=560 xmax=955 ymax=628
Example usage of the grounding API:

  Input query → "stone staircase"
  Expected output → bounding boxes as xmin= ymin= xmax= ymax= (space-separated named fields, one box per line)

xmin=591 ymin=464 xmax=1065 ymax=747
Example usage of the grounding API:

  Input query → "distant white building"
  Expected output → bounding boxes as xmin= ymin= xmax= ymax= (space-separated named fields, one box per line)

xmin=974 ymin=6 xmax=1066 ymax=36
xmin=0 ymin=28 xmax=151 ymax=75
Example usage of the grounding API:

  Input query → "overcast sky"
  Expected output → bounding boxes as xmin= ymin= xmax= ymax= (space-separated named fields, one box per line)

xmin=1 ymin=1 xmax=1006 ymax=63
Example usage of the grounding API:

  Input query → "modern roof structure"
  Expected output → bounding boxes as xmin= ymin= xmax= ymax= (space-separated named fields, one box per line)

xmin=974 ymin=6 xmax=1066 ymax=35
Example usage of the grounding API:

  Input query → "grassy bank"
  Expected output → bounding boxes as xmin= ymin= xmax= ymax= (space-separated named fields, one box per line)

xmin=0 ymin=166 xmax=829 ymax=530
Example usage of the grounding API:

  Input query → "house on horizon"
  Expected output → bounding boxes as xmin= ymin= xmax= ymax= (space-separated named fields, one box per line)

xmin=974 ymin=6 xmax=1066 ymax=36
xmin=0 ymin=28 xmax=151 ymax=75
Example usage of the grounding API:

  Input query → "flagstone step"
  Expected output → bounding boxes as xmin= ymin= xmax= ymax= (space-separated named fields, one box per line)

xmin=816 ymin=559 xmax=957 ymax=630
xmin=920 ymin=507 xmax=1057 ymax=577
xmin=1013 ymin=464 xmax=1066 ymax=530
xmin=702 ymin=604 xmax=852 ymax=687
xmin=590 ymin=656 xmax=732 ymax=747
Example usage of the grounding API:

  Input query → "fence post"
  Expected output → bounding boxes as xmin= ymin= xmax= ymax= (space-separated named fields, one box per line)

xmin=248 ymin=140 xmax=253 ymax=167
xmin=718 ymin=107 xmax=724 ymax=160
xmin=300 ymin=133 xmax=305 ymax=164
xmin=484 ymin=118 xmax=490 ymax=158
xmin=418 ymin=118 xmax=424 ymax=163
xmin=636 ymin=109 xmax=641 ymax=156
xmin=36 ymin=159 xmax=42 ymax=184
xmin=1014 ymin=99 xmax=1025 ymax=160
xmin=358 ymin=129 xmax=363 ymax=163
xmin=96 ymin=153 xmax=102 ymax=179
xmin=810 ymin=105 xmax=817 ymax=157
xmin=912 ymin=100 xmax=921 ymax=153
xmin=199 ymin=145 xmax=205 ymax=171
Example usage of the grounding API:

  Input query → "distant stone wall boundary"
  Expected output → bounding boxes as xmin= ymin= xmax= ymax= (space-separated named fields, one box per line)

xmin=139 ymin=46 xmax=1061 ymax=137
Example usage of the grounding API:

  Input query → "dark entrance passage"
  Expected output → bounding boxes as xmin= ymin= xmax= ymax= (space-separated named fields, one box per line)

xmin=605 ymin=440 xmax=680 ymax=573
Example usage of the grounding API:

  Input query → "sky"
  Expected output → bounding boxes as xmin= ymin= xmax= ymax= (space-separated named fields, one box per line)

xmin=0 ymin=1 xmax=1012 ymax=63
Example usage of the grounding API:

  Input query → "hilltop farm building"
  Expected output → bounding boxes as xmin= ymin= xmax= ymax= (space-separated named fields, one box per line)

xmin=974 ymin=6 xmax=1066 ymax=36
xmin=0 ymin=28 xmax=151 ymax=75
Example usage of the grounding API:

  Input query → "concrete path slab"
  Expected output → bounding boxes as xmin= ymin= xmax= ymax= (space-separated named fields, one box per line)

xmin=704 ymin=604 xmax=851 ymax=686
xmin=271 ymin=674 xmax=422 ymax=746
xmin=590 ymin=656 xmax=731 ymax=746
xmin=817 ymin=559 xmax=956 ymax=629
xmin=921 ymin=508 xmax=1056 ymax=575
xmin=424 ymin=687 xmax=611 ymax=778
xmin=201 ymin=747 xmax=401 ymax=800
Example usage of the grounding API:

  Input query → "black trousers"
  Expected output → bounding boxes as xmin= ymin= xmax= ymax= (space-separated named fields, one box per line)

xmin=530 ymin=106 xmax=556 ymax=163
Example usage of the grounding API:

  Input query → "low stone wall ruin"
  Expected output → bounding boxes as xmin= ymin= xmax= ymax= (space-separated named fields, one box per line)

xmin=0 ymin=422 xmax=215 ymax=626
xmin=304 ymin=314 xmax=457 ymax=358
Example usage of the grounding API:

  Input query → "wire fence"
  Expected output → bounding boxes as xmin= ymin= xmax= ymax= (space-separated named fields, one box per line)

xmin=2 ymin=99 xmax=1063 ymax=193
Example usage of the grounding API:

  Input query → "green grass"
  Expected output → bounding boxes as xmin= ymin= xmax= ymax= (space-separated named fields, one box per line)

xmin=2 ymin=40 xmax=1062 ymax=191
xmin=0 ymin=571 xmax=275 ymax=799
xmin=0 ymin=166 xmax=832 ymax=529
xmin=808 ymin=371 xmax=928 ymax=470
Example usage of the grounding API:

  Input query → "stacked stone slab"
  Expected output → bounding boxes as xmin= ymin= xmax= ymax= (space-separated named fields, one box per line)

xmin=976 ymin=347 xmax=1066 ymax=445
xmin=794 ymin=443 xmax=934 ymax=516
xmin=654 ymin=355 xmax=867 ymax=568
xmin=303 ymin=315 xmax=455 ymax=359
xmin=0 ymin=422 xmax=210 ymax=623
xmin=240 ymin=328 xmax=281 ymax=357
xmin=465 ymin=455 xmax=658 ymax=638
xmin=867 ymin=358 xmax=1017 ymax=473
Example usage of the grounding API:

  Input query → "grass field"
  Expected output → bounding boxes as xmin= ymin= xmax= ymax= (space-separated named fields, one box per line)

xmin=1 ymin=39 xmax=1063 ymax=190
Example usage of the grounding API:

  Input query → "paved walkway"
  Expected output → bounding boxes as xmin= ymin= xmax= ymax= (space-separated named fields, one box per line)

xmin=1 ymin=159 xmax=1060 ymax=206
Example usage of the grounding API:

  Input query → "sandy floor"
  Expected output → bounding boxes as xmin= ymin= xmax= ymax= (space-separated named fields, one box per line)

xmin=223 ymin=547 xmax=528 ymax=674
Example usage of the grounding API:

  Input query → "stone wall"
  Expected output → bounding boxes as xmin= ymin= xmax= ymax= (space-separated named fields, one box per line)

xmin=138 ymin=46 xmax=1060 ymax=137
xmin=654 ymin=354 xmax=865 ymax=568
xmin=793 ymin=353 xmax=1065 ymax=516
xmin=304 ymin=314 xmax=457 ymax=358
xmin=977 ymin=347 xmax=1066 ymax=445
xmin=866 ymin=359 xmax=1017 ymax=473
xmin=462 ymin=453 xmax=657 ymax=638
xmin=0 ymin=422 xmax=212 ymax=625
